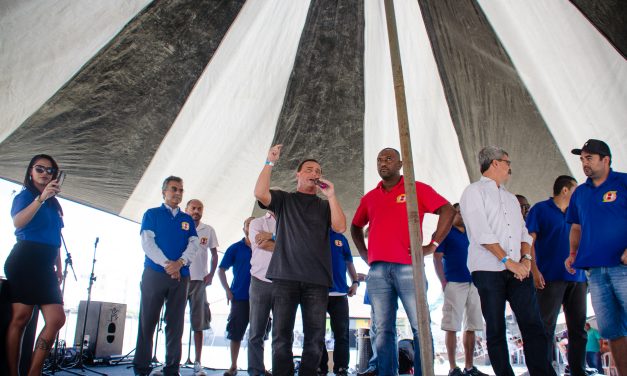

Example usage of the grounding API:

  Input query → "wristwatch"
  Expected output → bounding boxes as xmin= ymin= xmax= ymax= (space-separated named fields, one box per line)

xmin=521 ymin=254 xmax=533 ymax=261
xmin=178 ymin=258 xmax=187 ymax=267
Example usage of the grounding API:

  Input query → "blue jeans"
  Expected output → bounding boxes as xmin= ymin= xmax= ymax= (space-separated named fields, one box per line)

xmin=586 ymin=351 xmax=603 ymax=374
xmin=587 ymin=265 xmax=627 ymax=340
xmin=472 ymin=271 xmax=555 ymax=376
xmin=367 ymin=262 xmax=423 ymax=376
xmin=271 ymin=279 xmax=328 ymax=376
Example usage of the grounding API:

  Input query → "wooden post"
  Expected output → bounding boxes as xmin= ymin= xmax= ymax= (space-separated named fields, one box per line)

xmin=383 ymin=1 xmax=435 ymax=375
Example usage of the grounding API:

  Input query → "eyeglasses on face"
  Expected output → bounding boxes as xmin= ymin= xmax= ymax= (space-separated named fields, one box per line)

xmin=33 ymin=165 xmax=57 ymax=175
xmin=167 ymin=186 xmax=184 ymax=193
xmin=496 ymin=159 xmax=511 ymax=166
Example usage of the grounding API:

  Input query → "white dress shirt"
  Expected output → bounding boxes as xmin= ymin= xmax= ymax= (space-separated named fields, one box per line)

xmin=460 ymin=176 xmax=532 ymax=272
xmin=248 ymin=212 xmax=276 ymax=282
xmin=189 ymin=222 xmax=219 ymax=281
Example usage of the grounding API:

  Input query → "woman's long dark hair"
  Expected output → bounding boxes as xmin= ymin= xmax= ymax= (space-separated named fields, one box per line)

xmin=23 ymin=154 xmax=63 ymax=216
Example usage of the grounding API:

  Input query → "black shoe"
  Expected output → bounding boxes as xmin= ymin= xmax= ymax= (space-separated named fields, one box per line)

xmin=463 ymin=367 xmax=489 ymax=376
xmin=449 ymin=367 xmax=464 ymax=376
xmin=335 ymin=368 xmax=349 ymax=376
xmin=357 ymin=367 xmax=377 ymax=376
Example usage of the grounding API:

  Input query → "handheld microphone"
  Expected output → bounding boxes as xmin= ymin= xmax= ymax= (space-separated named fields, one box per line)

xmin=95 ymin=237 xmax=99 ymax=247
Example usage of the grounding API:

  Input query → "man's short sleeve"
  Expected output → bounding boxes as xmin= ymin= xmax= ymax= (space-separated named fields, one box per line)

xmin=525 ymin=204 xmax=540 ymax=234
xmin=207 ymin=226 xmax=219 ymax=248
xmin=140 ymin=209 xmax=155 ymax=234
xmin=259 ymin=189 xmax=285 ymax=213
xmin=219 ymin=245 xmax=236 ymax=269
xmin=352 ymin=196 xmax=369 ymax=227
xmin=566 ymin=190 xmax=580 ymax=225
xmin=341 ymin=235 xmax=353 ymax=262
xmin=416 ymin=182 xmax=449 ymax=214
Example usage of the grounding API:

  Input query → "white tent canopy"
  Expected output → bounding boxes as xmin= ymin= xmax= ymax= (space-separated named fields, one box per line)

xmin=1 ymin=0 xmax=625 ymax=246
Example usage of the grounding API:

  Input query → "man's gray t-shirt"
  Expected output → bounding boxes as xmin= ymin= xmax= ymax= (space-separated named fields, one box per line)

xmin=260 ymin=189 xmax=332 ymax=287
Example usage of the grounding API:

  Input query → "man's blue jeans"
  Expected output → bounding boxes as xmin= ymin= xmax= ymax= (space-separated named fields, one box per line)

xmin=367 ymin=262 xmax=423 ymax=376
xmin=271 ymin=279 xmax=328 ymax=376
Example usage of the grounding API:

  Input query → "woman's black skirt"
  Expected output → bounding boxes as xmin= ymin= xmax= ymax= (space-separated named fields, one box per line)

xmin=4 ymin=240 xmax=63 ymax=305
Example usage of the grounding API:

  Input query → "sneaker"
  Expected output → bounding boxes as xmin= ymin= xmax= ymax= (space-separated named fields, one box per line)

xmin=194 ymin=361 xmax=207 ymax=376
xmin=335 ymin=368 xmax=349 ymax=376
xmin=463 ymin=366 xmax=489 ymax=376
xmin=449 ymin=367 xmax=464 ymax=376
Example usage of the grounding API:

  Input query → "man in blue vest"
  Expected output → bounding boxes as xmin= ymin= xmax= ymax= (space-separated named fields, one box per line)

xmin=527 ymin=175 xmax=587 ymax=376
xmin=133 ymin=176 xmax=199 ymax=376
xmin=566 ymin=139 xmax=626 ymax=376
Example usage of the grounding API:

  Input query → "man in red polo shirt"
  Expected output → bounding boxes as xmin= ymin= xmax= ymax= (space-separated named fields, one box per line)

xmin=351 ymin=148 xmax=455 ymax=375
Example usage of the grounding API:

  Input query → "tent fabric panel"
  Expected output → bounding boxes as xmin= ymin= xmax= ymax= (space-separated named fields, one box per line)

xmin=478 ymin=1 xmax=627 ymax=180
xmin=0 ymin=0 xmax=247 ymax=213
xmin=268 ymin=0 xmax=366 ymax=227
xmin=416 ymin=0 xmax=570 ymax=204
xmin=0 ymin=0 xmax=152 ymax=143
xmin=569 ymin=0 xmax=627 ymax=58
xmin=121 ymin=0 xmax=312 ymax=246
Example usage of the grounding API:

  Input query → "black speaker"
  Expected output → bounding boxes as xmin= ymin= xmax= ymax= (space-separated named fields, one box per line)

xmin=74 ymin=301 xmax=126 ymax=359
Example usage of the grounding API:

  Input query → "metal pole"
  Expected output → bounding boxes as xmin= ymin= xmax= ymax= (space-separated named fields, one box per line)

xmin=383 ymin=1 xmax=434 ymax=375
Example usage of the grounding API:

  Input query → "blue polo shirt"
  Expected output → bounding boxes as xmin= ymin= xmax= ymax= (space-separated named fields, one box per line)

xmin=566 ymin=169 xmax=627 ymax=268
xmin=330 ymin=231 xmax=353 ymax=294
xmin=12 ymin=189 xmax=64 ymax=247
xmin=140 ymin=204 xmax=197 ymax=276
xmin=219 ymin=238 xmax=252 ymax=301
xmin=527 ymin=198 xmax=585 ymax=282
xmin=436 ymin=226 xmax=472 ymax=283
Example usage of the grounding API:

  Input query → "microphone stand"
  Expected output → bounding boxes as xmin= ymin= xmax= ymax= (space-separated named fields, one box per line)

xmin=65 ymin=237 xmax=107 ymax=376
xmin=43 ymin=234 xmax=77 ymax=375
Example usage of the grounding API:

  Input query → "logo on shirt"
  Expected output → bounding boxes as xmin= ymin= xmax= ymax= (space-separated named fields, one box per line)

xmin=602 ymin=191 xmax=617 ymax=203
xmin=335 ymin=239 xmax=343 ymax=247
xmin=181 ymin=221 xmax=190 ymax=231
xmin=200 ymin=237 xmax=208 ymax=246
xmin=396 ymin=194 xmax=406 ymax=203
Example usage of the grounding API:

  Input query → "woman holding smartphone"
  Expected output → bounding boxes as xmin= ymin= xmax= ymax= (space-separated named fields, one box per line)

xmin=4 ymin=154 xmax=66 ymax=376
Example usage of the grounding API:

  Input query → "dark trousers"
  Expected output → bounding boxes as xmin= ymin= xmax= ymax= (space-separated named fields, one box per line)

xmin=586 ymin=351 xmax=603 ymax=374
xmin=472 ymin=271 xmax=556 ymax=376
xmin=248 ymin=277 xmax=273 ymax=375
xmin=536 ymin=281 xmax=588 ymax=376
xmin=271 ymin=279 xmax=328 ymax=376
xmin=133 ymin=268 xmax=189 ymax=376
xmin=319 ymin=295 xmax=350 ymax=373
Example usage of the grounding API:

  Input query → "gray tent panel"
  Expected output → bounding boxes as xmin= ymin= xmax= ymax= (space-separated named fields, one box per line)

xmin=417 ymin=0 xmax=571 ymax=203
xmin=268 ymin=0 xmax=366 ymax=222
xmin=0 ymin=0 xmax=246 ymax=213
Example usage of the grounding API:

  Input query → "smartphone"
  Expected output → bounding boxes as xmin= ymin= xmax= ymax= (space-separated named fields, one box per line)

xmin=314 ymin=179 xmax=328 ymax=189
xmin=56 ymin=171 xmax=66 ymax=186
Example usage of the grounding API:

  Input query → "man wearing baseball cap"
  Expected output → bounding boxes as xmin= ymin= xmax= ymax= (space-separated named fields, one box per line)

xmin=565 ymin=139 xmax=627 ymax=375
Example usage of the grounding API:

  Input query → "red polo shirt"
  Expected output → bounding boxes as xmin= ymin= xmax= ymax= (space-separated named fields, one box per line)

xmin=352 ymin=176 xmax=448 ymax=265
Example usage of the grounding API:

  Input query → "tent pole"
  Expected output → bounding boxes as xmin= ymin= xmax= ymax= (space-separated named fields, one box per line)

xmin=383 ymin=1 xmax=435 ymax=375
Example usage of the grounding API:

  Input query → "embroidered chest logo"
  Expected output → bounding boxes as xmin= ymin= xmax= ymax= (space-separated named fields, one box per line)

xmin=200 ymin=237 xmax=208 ymax=245
xmin=396 ymin=194 xmax=406 ymax=203
xmin=602 ymin=191 xmax=617 ymax=203
xmin=335 ymin=239 xmax=343 ymax=247
xmin=181 ymin=221 xmax=190 ymax=230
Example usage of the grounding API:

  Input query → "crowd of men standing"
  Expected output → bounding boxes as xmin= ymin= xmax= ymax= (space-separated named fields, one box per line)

xmin=131 ymin=138 xmax=625 ymax=376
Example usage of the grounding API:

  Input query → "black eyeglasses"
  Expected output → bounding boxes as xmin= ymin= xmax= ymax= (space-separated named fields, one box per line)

xmin=496 ymin=159 xmax=511 ymax=166
xmin=168 ymin=186 xmax=184 ymax=193
xmin=33 ymin=165 xmax=57 ymax=175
